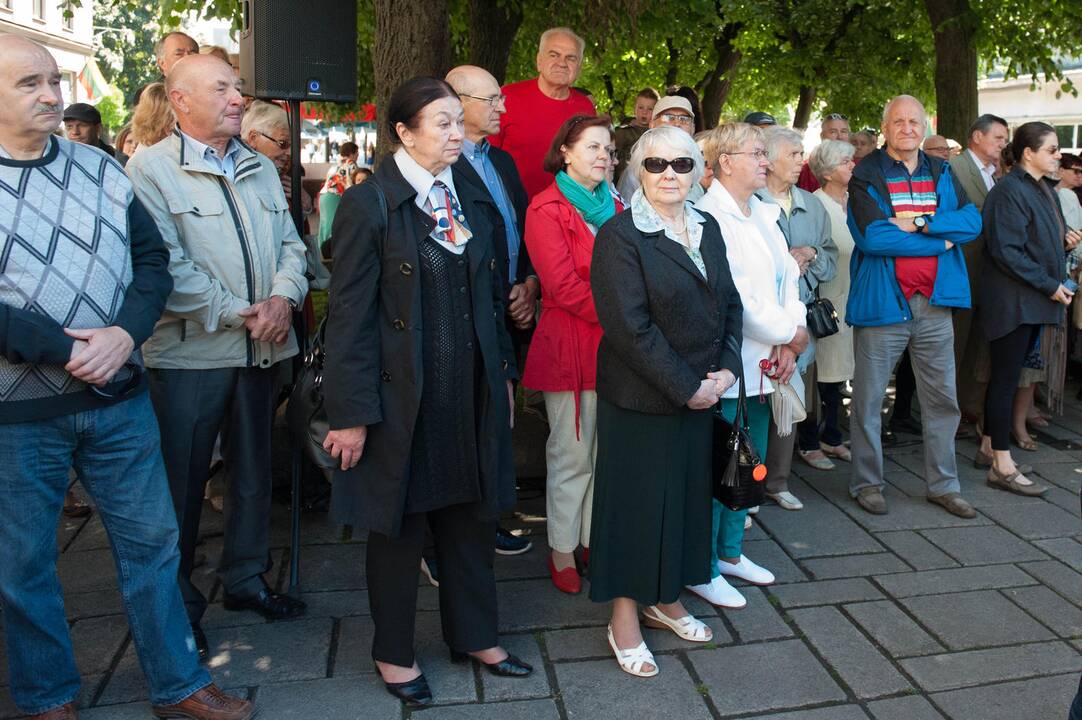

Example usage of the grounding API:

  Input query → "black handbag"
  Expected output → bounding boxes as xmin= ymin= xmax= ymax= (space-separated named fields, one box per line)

xmin=803 ymin=276 xmax=839 ymax=339
xmin=712 ymin=370 xmax=768 ymax=511
xmin=286 ymin=180 xmax=388 ymax=470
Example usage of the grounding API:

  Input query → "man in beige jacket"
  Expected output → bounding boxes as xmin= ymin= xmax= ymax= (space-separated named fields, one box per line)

xmin=127 ymin=54 xmax=308 ymax=660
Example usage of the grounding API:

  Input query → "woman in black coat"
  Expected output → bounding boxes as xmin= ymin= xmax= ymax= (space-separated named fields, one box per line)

xmin=588 ymin=127 xmax=743 ymax=678
xmin=321 ymin=77 xmax=531 ymax=707
xmin=978 ymin=121 xmax=1081 ymax=496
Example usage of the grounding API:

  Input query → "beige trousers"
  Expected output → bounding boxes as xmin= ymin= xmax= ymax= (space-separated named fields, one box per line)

xmin=543 ymin=390 xmax=598 ymax=553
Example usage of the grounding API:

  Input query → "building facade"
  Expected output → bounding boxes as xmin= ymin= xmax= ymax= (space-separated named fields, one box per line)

xmin=0 ymin=0 xmax=95 ymax=105
xmin=979 ymin=63 xmax=1082 ymax=154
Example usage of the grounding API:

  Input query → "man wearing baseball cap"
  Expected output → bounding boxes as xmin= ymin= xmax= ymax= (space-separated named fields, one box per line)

xmin=616 ymin=95 xmax=696 ymax=199
xmin=62 ymin=103 xmax=115 ymax=157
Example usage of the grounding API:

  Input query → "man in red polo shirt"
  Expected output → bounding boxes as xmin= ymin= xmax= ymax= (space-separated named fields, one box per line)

xmin=491 ymin=27 xmax=596 ymax=200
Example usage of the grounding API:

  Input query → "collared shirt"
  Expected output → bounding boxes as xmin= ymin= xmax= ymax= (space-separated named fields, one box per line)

xmin=463 ymin=137 xmax=520 ymax=279
xmin=394 ymin=147 xmax=467 ymax=254
xmin=967 ymin=149 xmax=996 ymax=191
xmin=630 ymin=187 xmax=707 ymax=278
xmin=180 ymin=130 xmax=243 ymax=183
xmin=880 ymin=149 xmax=939 ymax=299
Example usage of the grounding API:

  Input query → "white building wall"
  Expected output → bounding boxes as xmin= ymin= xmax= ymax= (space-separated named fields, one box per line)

xmin=979 ymin=67 xmax=1082 ymax=152
xmin=0 ymin=0 xmax=95 ymax=104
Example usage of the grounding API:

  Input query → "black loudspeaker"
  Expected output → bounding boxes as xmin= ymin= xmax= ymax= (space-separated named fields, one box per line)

xmin=239 ymin=0 xmax=357 ymax=103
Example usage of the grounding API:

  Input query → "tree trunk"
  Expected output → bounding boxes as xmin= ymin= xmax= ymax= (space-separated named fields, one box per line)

xmin=373 ymin=0 xmax=452 ymax=160
xmin=466 ymin=0 xmax=523 ymax=85
xmin=924 ymin=0 xmax=979 ymax=142
xmin=700 ymin=30 xmax=741 ymax=130
xmin=665 ymin=37 xmax=680 ymax=89
xmin=792 ymin=85 xmax=817 ymax=129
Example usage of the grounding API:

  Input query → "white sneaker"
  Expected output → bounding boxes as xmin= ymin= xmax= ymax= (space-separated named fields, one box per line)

xmin=686 ymin=575 xmax=746 ymax=609
xmin=717 ymin=554 xmax=775 ymax=586
xmin=766 ymin=491 xmax=804 ymax=511
xmin=747 ymin=505 xmax=759 ymax=515
xmin=744 ymin=514 xmax=753 ymax=530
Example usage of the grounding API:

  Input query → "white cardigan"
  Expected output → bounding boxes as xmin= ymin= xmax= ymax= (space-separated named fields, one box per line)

xmin=696 ymin=180 xmax=806 ymax=400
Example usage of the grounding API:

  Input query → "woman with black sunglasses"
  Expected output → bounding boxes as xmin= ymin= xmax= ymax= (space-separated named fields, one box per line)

xmin=588 ymin=126 xmax=744 ymax=677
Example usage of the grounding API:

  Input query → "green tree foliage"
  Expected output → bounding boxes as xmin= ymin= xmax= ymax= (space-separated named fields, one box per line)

xmin=95 ymin=95 xmax=128 ymax=130
xmin=93 ymin=1 xmax=164 ymax=106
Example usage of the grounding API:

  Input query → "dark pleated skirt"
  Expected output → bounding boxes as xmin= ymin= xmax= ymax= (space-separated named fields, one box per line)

xmin=587 ymin=398 xmax=713 ymax=605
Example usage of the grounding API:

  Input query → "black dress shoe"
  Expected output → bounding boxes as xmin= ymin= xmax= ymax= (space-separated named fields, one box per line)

xmin=222 ymin=587 xmax=306 ymax=621
xmin=190 ymin=622 xmax=209 ymax=663
xmin=375 ymin=666 xmax=433 ymax=708
xmin=450 ymin=649 xmax=533 ymax=677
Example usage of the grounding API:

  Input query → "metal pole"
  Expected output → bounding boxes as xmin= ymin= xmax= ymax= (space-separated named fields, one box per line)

xmin=288 ymin=100 xmax=304 ymax=597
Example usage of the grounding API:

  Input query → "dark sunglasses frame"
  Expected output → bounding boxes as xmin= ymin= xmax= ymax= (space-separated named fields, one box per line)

xmin=643 ymin=156 xmax=695 ymax=174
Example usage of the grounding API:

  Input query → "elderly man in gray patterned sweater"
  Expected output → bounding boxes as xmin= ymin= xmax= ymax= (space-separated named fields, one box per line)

xmin=0 ymin=36 xmax=252 ymax=720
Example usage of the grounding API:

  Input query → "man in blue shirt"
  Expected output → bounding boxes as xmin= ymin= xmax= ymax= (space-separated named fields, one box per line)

xmin=447 ymin=65 xmax=537 ymax=558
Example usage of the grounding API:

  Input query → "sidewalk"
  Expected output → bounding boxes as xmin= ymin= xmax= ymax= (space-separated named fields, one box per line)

xmin=3 ymin=386 xmax=1082 ymax=719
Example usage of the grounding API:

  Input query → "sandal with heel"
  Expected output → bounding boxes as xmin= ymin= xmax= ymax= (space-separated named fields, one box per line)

xmin=606 ymin=623 xmax=658 ymax=678
xmin=641 ymin=606 xmax=712 ymax=643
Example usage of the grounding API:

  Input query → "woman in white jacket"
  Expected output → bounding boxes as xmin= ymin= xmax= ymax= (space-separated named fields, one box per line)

xmin=691 ymin=122 xmax=808 ymax=609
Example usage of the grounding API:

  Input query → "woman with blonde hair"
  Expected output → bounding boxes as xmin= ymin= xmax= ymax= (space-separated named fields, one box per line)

xmin=130 ymin=82 xmax=175 ymax=152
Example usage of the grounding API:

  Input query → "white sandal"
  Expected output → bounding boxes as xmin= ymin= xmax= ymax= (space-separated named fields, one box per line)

xmin=641 ymin=606 xmax=712 ymax=643
xmin=606 ymin=623 xmax=659 ymax=678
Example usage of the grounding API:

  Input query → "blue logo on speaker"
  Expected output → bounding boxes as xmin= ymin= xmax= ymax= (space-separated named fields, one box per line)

xmin=307 ymin=79 xmax=322 ymax=94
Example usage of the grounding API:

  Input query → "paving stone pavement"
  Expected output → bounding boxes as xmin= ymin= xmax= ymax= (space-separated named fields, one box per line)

xmin=3 ymin=394 xmax=1082 ymax=719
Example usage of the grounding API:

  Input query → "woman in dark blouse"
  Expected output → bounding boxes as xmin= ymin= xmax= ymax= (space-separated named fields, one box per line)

xmin=588 ymin=127 xmax=743 ymax=678
xmin=977 ymin=121 xmax=1081 ymax=496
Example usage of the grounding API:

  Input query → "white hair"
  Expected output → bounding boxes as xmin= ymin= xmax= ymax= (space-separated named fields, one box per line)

xmin=808 ymin=139 xmax=855 ymax=185
xmin=627 ymin=126 xmax=705 ymax=189
xmin=241 ymin=100 xmax=288 ymax=138
xmin=539 ymin=27 xmax=585 ymax=58
xmin=762 ymin=126 xmax=804 ymax=164
xmin=881 ymin=94 xmax=927 ymax=126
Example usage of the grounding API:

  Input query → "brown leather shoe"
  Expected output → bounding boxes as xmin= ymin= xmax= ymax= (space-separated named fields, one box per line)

xmin=29 ymin=702 xmax=78 ymax=719
xmin=927 ymin=492 xmax=977 ymax=519
xmin=151 ymin=684 xmax=254 ymax=720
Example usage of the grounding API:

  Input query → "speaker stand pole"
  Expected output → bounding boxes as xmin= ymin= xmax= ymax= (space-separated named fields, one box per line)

xmin=287 ymin=100 xmax=304 ymax=598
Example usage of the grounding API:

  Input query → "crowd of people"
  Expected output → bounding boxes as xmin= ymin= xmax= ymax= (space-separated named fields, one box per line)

xmin=1 ymin=22 xmax=1081 ymax=720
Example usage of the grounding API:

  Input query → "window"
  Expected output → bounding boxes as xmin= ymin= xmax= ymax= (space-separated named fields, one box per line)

xmin=61 ymin=2 xmax=74 ymax=30
xmin=0 ymin=0 xmax=11 ymax=12
xmin=33 ymin=0 xmax=45 ymax=21
xmin=1055 ymin=125 xmax=1076 ymax=151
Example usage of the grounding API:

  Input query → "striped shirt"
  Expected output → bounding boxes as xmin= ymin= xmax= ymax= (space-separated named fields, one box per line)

xmin=881 ymin=151 xmax=938 ymax=299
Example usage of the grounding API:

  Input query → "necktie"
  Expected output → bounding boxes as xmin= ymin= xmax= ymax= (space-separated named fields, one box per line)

xmin=429 ymin=179 xmax=472 ymax=245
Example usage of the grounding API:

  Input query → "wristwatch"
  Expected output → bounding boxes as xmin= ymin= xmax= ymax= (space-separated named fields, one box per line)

xmin=274 ymin=295 xmax=298 ymax=311
xmin=913 ymin=215 xmax=928 ymax=232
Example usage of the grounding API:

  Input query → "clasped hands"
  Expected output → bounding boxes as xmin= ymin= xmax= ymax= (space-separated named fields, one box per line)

xmin=888 ymin=216 xmax=954 ymax=251
xmin=238 ymin=296 xmax=292 ymax=345
xmin=65 ymin=325 xmax=135 ymax=387
xmin=687 ymin=369 xmax=738 ymax=410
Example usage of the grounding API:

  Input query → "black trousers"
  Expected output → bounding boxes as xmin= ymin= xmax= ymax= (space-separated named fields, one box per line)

xmin=148 ymin=366 xmax=277 ymax=623
xmin=367 ymin=502 xmax=498 ymax=667
xmin=984 ymin=324 xmax=1039 ymax=451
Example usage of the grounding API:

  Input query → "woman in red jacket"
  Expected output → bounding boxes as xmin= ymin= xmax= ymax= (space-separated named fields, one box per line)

xmin=524 ymin=114 xmax=624 ymax=594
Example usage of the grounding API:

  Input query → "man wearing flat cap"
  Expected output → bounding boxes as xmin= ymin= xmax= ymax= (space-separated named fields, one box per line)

xmin=63 ymin=103 xmax=115 ymax=157
xmin=744 ymin=111 xmax=778 ymax=128
xmin=616 ymin=95 xmax=697 ymax=199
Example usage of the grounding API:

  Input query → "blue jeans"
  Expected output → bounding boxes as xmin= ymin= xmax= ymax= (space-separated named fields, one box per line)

xmin=0 ymin=393 xmax=210 ymax=714
xmin=709 ymin=398 xmax=771 ymax=579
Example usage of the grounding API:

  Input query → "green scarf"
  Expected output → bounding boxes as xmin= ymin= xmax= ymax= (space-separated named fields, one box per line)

xmin=556 ymin=170 xmax=616 ymax=227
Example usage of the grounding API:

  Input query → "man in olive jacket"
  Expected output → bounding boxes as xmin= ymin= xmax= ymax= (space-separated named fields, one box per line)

xmin=127 ymin=54 xmax=308 ymax=656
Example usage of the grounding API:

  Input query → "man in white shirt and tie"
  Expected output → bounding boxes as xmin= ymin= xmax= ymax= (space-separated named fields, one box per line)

xmin=949 ymin=113 xmax=1010 ymax=426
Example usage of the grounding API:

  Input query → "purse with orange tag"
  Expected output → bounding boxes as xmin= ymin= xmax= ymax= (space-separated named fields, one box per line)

xmin=712 ymin=369 xmax=768 ymax=511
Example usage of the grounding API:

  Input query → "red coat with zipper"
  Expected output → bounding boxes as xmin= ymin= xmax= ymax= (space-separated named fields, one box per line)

xmin=521 ymin=182 xmax=624 ymax=397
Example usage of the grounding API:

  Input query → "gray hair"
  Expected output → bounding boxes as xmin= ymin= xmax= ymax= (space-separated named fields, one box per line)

xmin=241 ymin=100 xmax=288 ymax=138
xmin=627 ymin=126 xmax=705 ymax=189
xmin=762 ymin=126 xmax=804 ymax=164
xmin=881 ymin=94 xmax=927 ymax=126
xmin=539 ymin=27 xmax=585 ymax=58
xmin=808 ymin=139 xmax=855 ymax=185
xmin=154 ymin=31 xmax=197 ymax=62
xmin=701 ymin=122 xmax=764 ymax=175
xmin=967 ymin=113 xmax=1008 ymax=143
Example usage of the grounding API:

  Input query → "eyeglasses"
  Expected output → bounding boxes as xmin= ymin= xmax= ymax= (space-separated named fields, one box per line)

xmin=643 ymin=156 xmax=695 ymax=174
xmin=461 ymin=93 xmax=506 ymax=107
xmin=824 ymin=113 xmax=848 ymax=121
xmin=257 ymin=131 xmax=290 ymax=150
xmin=726 ymin=149 xmax=769 ymax=160
xmin=658 ymin=113 xmax=694 ymax=125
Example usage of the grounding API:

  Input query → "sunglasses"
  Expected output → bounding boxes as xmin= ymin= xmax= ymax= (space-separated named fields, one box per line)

xmin=643 ymin=156 xmax=695 ymax=174
xmin=257 ymin=131 xmax=290 ymax=150
xmin=824 ymin=113 xmax=848 ymax=121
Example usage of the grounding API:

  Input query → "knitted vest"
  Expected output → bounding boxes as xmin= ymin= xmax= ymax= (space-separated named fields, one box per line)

xmin=0 ymin=137 xmax=135 ymax=402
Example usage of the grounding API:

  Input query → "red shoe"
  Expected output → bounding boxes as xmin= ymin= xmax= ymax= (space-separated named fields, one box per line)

xmin=549 ymin=555 xmax=581 ymax=594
